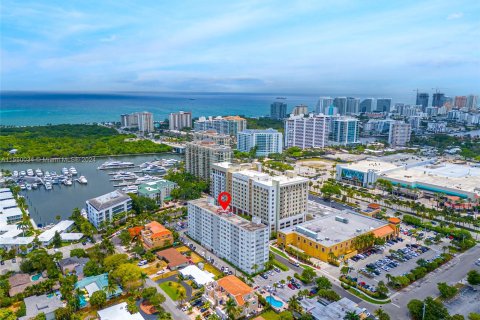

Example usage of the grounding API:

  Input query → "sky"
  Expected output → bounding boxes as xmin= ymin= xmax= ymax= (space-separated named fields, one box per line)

xmin=1 ymin=0 xmax=479 ymax=95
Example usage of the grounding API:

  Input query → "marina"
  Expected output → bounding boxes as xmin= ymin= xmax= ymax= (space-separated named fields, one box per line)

xmin=5 ymin=166 xmax=84 ymax=191
xmin=0 ymin=154 xmax=182 ymax=225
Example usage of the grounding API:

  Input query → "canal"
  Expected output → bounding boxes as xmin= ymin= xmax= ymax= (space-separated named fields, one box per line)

xmin=0 ymin=154 xmax=182 ymax=225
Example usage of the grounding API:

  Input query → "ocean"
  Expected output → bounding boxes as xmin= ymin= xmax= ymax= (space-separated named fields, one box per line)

xmin=0 ymin=91 xmax=412 ymax=126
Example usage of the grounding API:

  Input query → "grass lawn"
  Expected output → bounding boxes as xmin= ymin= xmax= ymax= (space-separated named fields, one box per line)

xmin=159 ymin=281 xmax=186 ymax=301
xmin=258 ymin=310 xmax=293 ymax=320
xmin=152 ymin=270 xmax=178 ymax=281
xmin=347 ymin=288 xmax=391 ymax=304
xmin=176 ymin=246 xmax=190 ymax=253
xmin=143 ymin=261 xmax=167 ymax=275
xmin=203 ymin=263 xmax=223 ymax=278
xmin=270 ymin=247 xmax=288 ymax=258
xmin=190 ymin=252 xmax=204 ymax=264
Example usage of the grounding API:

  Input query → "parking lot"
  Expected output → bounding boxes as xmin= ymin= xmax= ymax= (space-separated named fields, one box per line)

xmin=346 ymin=226 xmax=451 ymax=293
xmin=253 ymin=268 xmax=313 ymax=304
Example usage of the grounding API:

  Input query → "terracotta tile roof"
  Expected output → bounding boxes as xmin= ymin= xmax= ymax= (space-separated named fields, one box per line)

xmin=145 ymin=221 xmax=172 ymax=239
xmin=373 ymin=225 xmax=395 ymax=238
xmin=156 ymin=248 xmax=188 ymax=268
xmin=223 ymin=116 xmax=245 ymax=121
xmin=368 ymin=203 xmax=381 ymax=209
xmin=129 ymin=226 xmax=144 ymax=237
xmin=388 ymin=217 xmax=401 ymax=224
xmin=217 ymin=275 xmax=253 ymax=306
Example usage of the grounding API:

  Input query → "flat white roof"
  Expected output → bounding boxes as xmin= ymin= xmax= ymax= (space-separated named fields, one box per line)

xmin=383 ymin=163 xmax=480 ymax=196
xmin=61 ymin=233 xmax=83 ymax=241
xmin=97 ymin=302 xmax=145 ymax=320
xmin=179 ymin=265 xmax=215 ymax=286
xmin=85 ymin=282 xmax=100 ymax=296
xmin=38 ymin=220 xmax=75 ymax=242
xmin=0 ymin=199 xmax=17 ymax=210
xmin=0 ymin=188 xmax=11 ymax=193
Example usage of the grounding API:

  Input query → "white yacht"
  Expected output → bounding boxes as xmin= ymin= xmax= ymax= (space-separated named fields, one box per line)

xmin=98 ymin=161 xmax=135 ymax=170
xmin=78 ymin=176 xmax=88 ymax=184
xmin=32 ymin=183 xmax=38 ymax=189
xmin=27 ymin=169 xmax=34 ymax=176
xmin=122 ymin=185 xmax=138 ymax=193
xmin=19 ymin=183 xmax=26 ymax=190
xmin=62 ymin=167 xmax=69 ymax=175
xmin=45 ymin=182 xmax=52 ymax=190
xmin=35 ymin=168 xmax=43 ymax=177
xmin=26 ymin=184 xmax=32 ymax=191
xmin=63 ymin=179 xmax=73 ymax=186
xmin=44 ymin=171 xmax=51 ymax=178
xmin=69 ymin=167 xmax=78 ymax=175
xmin=13 ymin=171 xmax=18 ymax=177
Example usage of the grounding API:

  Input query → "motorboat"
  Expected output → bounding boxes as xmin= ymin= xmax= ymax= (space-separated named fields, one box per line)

xmin=19 ymin=183 xmax=26 ymax=190
xmin=139 ymin=161 xmax=152 ymax=168
xmin=45 ymin=182 xmax=52 ymax=190
xmin=161 ymin=159 xmax=180 ymax=167
xmin=20 ymin=171 xmax=26 ymax=176
xmin=111 ymin=172 xmax=137 ymax=180
xmin=32 ymin=183 xmax=38 ymax=189
xmin=78 ymin=176 xmax=88 ymax=184
xmin=97 ymin=161 xmax=135 ymax=170
xmin=27 ymin=169 xmax=34 ymax=176
xmin=80 ymin=208 xmax=87 ymax=218
xmin=62 ymin=167 xmax=69 ymax=175
xmin=13 ymin=171 xmax=18 ymax=177
xmin=35 ymin=169 xmax=43 ymax=177
xmin=69 ymin=167 xmax=78 ymax=175
xmin=63 ymin=179 xmax=73 ymax=186
xmin=44 ymin=171 xmax=51 ymax=178
xmin=121 ymin=185 xmax=138 ymax=193
xmin=142 ymin=165 xmax=167 ymax=175
xmin=26 ymin=184 xmax=32 ymax=190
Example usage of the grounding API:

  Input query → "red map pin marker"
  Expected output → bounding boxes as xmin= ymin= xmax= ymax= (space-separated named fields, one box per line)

xmin=218 ymin=192 xmax=231 ymax=210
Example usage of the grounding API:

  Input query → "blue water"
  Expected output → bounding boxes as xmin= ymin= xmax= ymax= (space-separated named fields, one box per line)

xmin=0 ymin=91 xmax=319 ymax=126
xmin=266 ymin=296 xmax=284 ymax=308
xmin=78 ymin=294 xmax=88 ymax=308
xmin=0 ymin=91 xmax=412 ymax=126
xmin=31 ymin=273 xmax=42 ymax=281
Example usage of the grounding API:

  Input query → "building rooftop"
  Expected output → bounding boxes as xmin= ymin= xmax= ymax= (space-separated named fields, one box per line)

xmin=383 ymin=163 xmax=480 ymax=197
xmin=300 ymin=297 xmax=365 ymax=320
xmin=144 ymin=221 xmax=171 ymax=239
xmin=216 ymin=275 xmax=253 ymax=306
xmin=75 ymin=273 xmax=122 ymax=298
xmin=19 ymin=294 xmax=63 ymax=320
xmin=179 ymin=265 xmax=215 ymax=286
xmin=282 ymin=207 xmax=388 ymax=247
xmin=38 ymin=220 xmax=75 ymax=243
xmin=97 ymin=302 xmax=145 ymax=320
xmin=238 ymin=128 xmax=280 ymax=134
xmin=138 ymin=180 xmax=177 ymax=195
xmin=0 ymin=192 xmax=14 ymax=201
xmin=156 ymin=248 xmax=189 ymax=268
xmin=0 ymin=199 xmax=17 ymax=210
xmin=189 ymin=197 xmax=268 ymax=232
xmin=87 ymin=190 xmax=131 ymax=211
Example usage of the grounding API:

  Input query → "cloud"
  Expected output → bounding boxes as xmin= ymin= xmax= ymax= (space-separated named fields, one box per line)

xmin=447 ymin=12 xmax=463 ymax=20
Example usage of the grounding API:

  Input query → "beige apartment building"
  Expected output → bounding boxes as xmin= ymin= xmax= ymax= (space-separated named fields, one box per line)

xmin=210 ymin=162 xmax=309 ymax=233
xmin=185 ymin=141 xmax=232 ymax=181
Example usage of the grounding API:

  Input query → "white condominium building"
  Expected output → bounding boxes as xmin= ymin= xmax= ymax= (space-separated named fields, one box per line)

xmin=284 ymin=114 xmax=329 ymax=149
xmin=185 ymin=141 xmax=232 ymax=181
xmin=187 ymin=197 xmax=269 ymax=274
xmin=211 ymin=162 xmax=309 ymax=232
xmin=120 ymin=111 xmax=154 ymax=133
xmin=86 ymin=190 xmax=132 ymax=228
xmin=388 ymin=121 xmax=412 ymax=147
xmin=169 ymin=111 xmax=192 ymax=131
xmin=237 ymin=129 xmax=283 ymax=156
xmin=193 ymin=116 xmax=247 ymax=136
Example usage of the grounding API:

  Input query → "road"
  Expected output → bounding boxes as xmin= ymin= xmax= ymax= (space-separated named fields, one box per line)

xmin=308 ymin=194 xmax=353 ymax=211
xmin=270 ymin=250 xmax=362 ymax=304
xmin=379 ymin=244 xmax=480 ymax=319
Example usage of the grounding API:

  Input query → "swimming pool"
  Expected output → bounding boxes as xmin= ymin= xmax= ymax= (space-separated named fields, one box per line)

xmin=78 ymin=295 xmax=88 ymax=308
xmin=266 ymin=296 xmax=284 ymax=308
xmin=31 ymin=273 xmax=42 ymax=281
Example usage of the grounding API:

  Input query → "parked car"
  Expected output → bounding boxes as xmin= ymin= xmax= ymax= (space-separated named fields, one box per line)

xmin=288 ymin=283 xmax=295 ymax=290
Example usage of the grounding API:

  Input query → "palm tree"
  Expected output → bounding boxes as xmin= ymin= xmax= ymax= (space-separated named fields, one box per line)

xmin=225 ymin=298 xmax=240 ymax=319
xmin=287 ymin=295 xmax=301 ymax=313
xmin=374 ymin=308 xmax=390 ymax=320
xmin=177 ymin=290 xmax=187 ymax=307
xmin=252 ymin=264 xmax=258 ymax=275
xmin=340 ymin=266 xmax=350 ymax=276
xmin=273 ymin=282 xmax=278 ymax=292
xmin=104 ymin=280 xmax=118 ymax=298
xmin=344 ymin=311 xmax=360 ymax=320
xmin=140 ymin=272 xmax=148 ymax=287
xmin=385 ymin=273 xmax=392 ymax=284
xmin=17 ymin=219 xmax=30 ymax=237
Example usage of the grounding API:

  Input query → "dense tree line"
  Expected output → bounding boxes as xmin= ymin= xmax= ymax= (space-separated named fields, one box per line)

xmin=0 ymin=124 xmax=172 ymax=158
